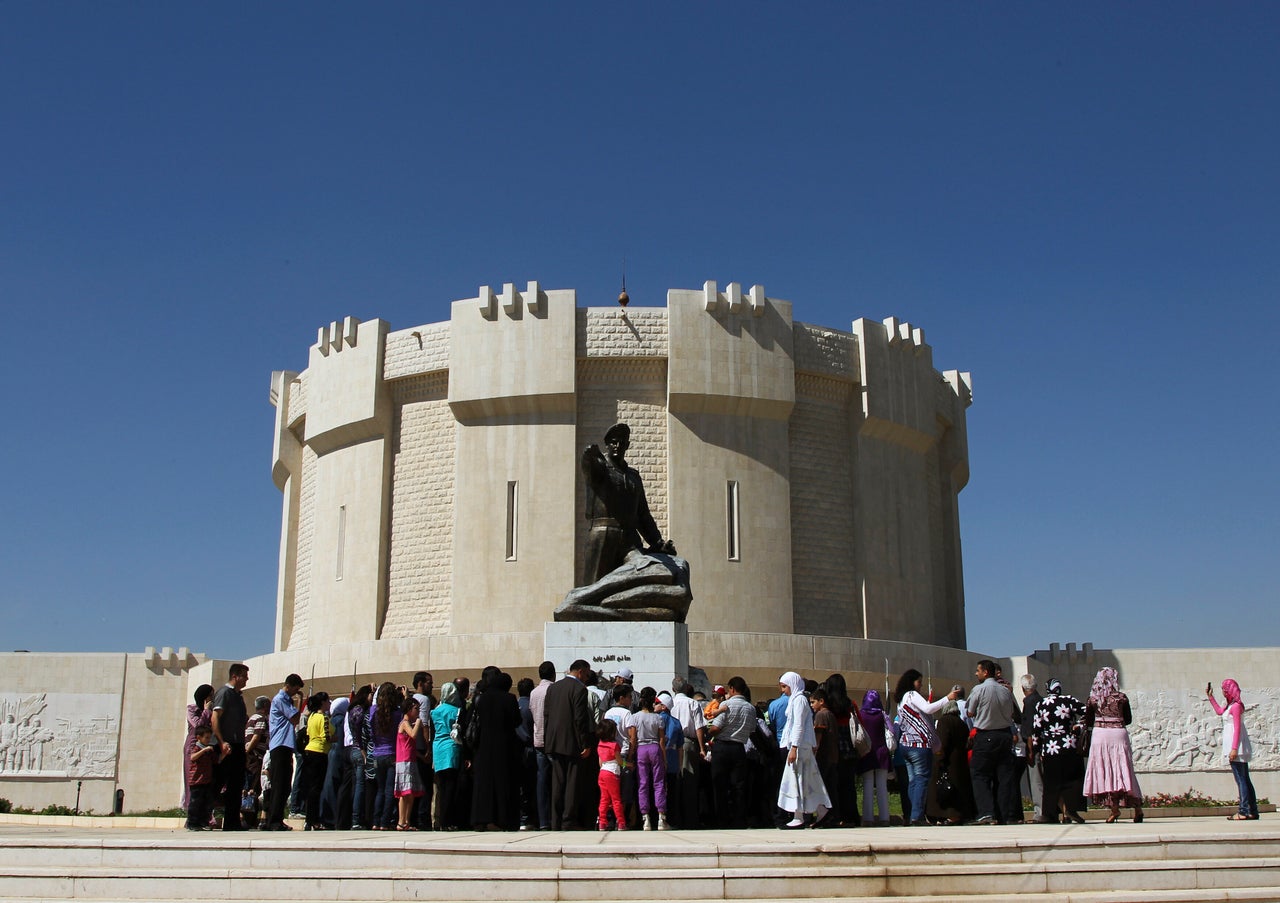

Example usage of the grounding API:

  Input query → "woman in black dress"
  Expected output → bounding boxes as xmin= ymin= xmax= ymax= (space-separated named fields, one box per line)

xmin=469 ymin=668 xmax=523 ymax=831
xmin=926 ymin=699 xmax=977 ymax=825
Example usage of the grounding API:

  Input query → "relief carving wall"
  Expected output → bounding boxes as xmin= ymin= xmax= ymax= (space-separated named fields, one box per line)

xmin=0 ymin=693 xmax=120 ymax=778
xmin=1129 ymin=688 xmax=1278 ymax=773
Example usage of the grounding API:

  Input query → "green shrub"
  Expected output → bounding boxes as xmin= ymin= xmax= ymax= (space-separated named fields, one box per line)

xmin=0 ymin=798 xmax=11 ymax=814
xmin=38 ymin=804 xmax=79 ymax=816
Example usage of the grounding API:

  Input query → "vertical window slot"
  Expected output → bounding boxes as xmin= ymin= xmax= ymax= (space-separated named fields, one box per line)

xmin=727 ymin=480 xmax=740 ymax=561
xmin=506 ymin=481 xmax=519 ymax=561
xmin=336 ymin=505 xmax=347 ymax=581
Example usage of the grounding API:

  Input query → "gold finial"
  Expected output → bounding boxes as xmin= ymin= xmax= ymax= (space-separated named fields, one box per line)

xmin=618 ymin=257 xmax=630 ymax=307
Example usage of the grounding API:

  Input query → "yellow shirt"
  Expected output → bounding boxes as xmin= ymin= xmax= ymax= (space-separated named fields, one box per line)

xmin=304 ymin=711 xmax=332 ymax=754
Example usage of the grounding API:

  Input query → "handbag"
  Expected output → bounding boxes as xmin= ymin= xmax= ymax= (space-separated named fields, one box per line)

xmin=851 ymin=717 xmax=871 ymax=758
xmin=464 ymin=708 xmax=481 ymax=752
xmin=884 ymin=724 xmax=898 ymax=754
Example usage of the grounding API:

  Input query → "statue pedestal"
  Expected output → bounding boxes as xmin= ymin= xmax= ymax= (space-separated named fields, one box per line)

xmin=544 ymin=621 xmax=689 ymax=690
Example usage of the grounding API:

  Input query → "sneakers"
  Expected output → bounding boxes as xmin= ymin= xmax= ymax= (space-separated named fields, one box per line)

xmin=641 ymin=817 xmax=654 ymax=831
xmin=658 ymin=815 xmax=670 ymax=831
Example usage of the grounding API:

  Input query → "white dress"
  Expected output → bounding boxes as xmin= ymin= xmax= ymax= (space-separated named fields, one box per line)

xmin=776 ymin=692 xmax=831 ymax=815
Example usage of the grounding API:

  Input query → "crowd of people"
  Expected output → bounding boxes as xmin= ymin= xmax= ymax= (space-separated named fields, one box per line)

xmin=180 ymin=659 xmax=1261 ymax=831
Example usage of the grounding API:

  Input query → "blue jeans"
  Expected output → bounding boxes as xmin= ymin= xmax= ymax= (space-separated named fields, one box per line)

xmin=349 ymin=747 xmax=367 ymax=826
xmin=535 ymin=748 xmax=552 ymax=829
xmin=901 ymin=746 xmax=932 ymax=824
xmin=1231 ymin=760 xmax=1258 ymax=817
xmin=373 ymin=753 xmax=396 ymax=828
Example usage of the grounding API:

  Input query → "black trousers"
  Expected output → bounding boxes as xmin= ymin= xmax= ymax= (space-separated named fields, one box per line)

xmin=711 ymin=740 xmax=750 ymax=828
xmin=413 ymin=758 xmax=435 ymax=829
xmin=970 ymin=729 xmax=1018 ymax=821
xmin=302 ymin=749 xmax=328 ymax=827
xmin=266 ymin=746 xmax=294 ymax=826
xmin=1041 ymin=752 xmax=1085 ymax=819
xmin=550 ymin=752 xmax=588 ymax=829
xmin=218 ymin=744 xmax=246 ymax=829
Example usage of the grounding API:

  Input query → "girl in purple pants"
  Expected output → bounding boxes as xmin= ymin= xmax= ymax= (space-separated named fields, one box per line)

xmin=632 ymin=688 xmax=670 ymax=830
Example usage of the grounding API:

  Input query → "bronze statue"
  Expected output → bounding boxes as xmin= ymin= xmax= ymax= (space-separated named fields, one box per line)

xmin=555 ymin=423 xmax=692 ymax=622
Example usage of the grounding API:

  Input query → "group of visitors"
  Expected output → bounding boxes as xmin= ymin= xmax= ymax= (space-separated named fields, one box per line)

xmin=181 ymin=659 xmax=1261 ymax=831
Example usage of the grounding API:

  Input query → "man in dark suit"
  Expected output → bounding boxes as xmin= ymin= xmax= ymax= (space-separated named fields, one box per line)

xmin=543 ymin=658 xmax=595 ymax=829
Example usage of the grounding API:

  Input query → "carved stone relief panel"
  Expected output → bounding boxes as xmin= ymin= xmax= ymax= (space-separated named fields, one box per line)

xmin=0 ymin=693 xmax=121 ymax=778
xmin=1128 ymin=689 xmax=1278 ymax=773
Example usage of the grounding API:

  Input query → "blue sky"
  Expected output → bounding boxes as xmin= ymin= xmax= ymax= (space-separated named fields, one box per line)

xmin=2 ymin=4 xmax=1276 ymax=661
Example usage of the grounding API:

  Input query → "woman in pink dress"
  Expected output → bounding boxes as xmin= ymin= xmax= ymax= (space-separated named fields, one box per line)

xmin=1082 ymin=667 xmax=1144 ymax=823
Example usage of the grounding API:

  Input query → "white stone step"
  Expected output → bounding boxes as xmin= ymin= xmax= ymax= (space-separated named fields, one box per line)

xmin=2 ymin=821 xmax=1279 ymax=901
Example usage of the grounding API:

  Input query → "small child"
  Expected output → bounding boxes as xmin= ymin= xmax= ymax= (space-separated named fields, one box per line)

xmin=186 ymin=725 xmax=218 ymax=830
xmin=394 ymin=697 xmax=425 ymax=830
xmin=597 ymin=718 xmax=627 ymax=831
xmin=809 ymin=689 xmax=839 ymax=827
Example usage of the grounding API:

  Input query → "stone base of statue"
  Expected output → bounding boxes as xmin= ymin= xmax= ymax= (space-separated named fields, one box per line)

xmin=544 ymin=621 xmax=689 ymax=692
xmin=554 ymin=549 xmax=692 ymax=622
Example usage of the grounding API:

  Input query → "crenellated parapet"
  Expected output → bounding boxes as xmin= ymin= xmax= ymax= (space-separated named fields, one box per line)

xmin=448 ymin=282 xmax=577 ymax=421
xmin=303 ymin=316 xmax=392 ymax=456
xmin=668 ymin=280 xmax=795 ymax=421
xmin=852 ymin=316 xmax=968 ymax=454
xmin=269 ymin=279 xmax=973 ymax=653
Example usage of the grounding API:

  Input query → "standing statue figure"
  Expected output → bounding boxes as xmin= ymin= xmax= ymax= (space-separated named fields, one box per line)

xmin=580 ymin=423 xmax=674 ymax=585
xmin=555 ymin=423 xmax=692 ymax=622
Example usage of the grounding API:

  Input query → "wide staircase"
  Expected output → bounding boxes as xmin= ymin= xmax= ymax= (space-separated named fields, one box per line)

xmin=1 ymin=819 xmax=1278 ymax=902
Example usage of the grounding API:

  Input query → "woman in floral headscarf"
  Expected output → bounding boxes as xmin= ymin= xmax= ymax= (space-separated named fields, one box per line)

xmin=1082 ymin=667 xmax=1144 ymax=823
xmin=1206 ymin=678 xmax=1258 ymax=820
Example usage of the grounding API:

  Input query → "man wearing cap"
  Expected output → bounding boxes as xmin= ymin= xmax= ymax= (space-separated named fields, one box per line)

xmin=580 ymin=423 xmax=674 ymax=586
xmin=613 ymin=667 xmax=638 ymax=712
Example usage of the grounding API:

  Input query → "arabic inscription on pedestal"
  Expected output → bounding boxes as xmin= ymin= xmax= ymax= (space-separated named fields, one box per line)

xmin=0 ymin=693 xmax=120 ymax=778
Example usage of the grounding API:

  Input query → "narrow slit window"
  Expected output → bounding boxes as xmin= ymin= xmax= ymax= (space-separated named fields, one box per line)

xmin=336 ymin=505 xmax=347 ymax=581
xmin=726 ymin=480 xmax=740 ymax=561
xmin=506 ymin=481 xmax=519 ymax=561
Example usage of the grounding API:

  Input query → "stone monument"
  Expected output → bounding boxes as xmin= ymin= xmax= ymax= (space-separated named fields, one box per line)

xmin=549 ymin=422 xmax=691 ymax=687
xmin=554 ymin=422 xmax=692 ymax=622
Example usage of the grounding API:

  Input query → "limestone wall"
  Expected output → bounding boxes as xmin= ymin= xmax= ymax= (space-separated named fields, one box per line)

xmin=789 ymin=375 xmax=860 ymax=638
xmin=382 ymin=373 xmax=454 ymax=638
xmin=448 ymin=285 xmax=578 ymax=634
xmin=0 ymin=650 xmax=202 ymax=814
xmin=269 ymin=283 xmax=972 ymax=653
xmin=1009 ymin=645 xmax=1280 ymax=801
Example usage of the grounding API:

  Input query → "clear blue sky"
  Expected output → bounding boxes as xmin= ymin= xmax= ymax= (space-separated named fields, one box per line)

xmin=2 ymin=4 xmax=1276 ymax=661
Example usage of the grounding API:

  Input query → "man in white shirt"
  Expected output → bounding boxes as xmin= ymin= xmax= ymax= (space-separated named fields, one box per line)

xmin=669 ymin=678 xmax=708 ymax=828
xmin=528 ymin=660 xmax=556 ymax=831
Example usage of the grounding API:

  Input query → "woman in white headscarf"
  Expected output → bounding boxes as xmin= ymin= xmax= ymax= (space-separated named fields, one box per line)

xmin=775 ymin=672 xmax=831 ymax=829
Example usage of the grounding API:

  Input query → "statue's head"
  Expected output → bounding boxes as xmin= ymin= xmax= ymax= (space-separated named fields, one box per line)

xmin=604 ymin=423 xmax=630 ymax=459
